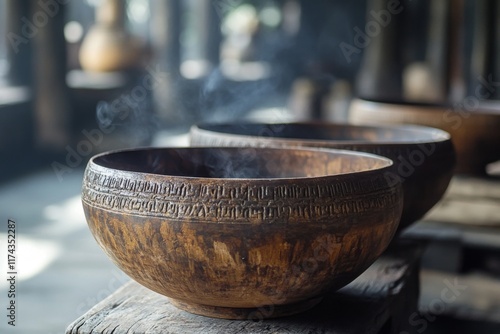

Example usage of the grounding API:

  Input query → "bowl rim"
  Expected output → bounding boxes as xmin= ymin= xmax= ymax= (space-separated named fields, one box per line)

xmin=352 ymin=97 xmax=500 ymax=116
xmin=87 ymin=146 xmax=395 ymax=183
xmin=190 ymin=121 xmax=452 ymax=146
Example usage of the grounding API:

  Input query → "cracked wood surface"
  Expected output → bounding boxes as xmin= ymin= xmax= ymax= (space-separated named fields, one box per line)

xmin=66 ymin=240 xmax=422 ymax=334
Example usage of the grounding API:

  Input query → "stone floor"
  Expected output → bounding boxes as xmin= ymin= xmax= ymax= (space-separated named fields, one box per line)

xmin=0 ymin=167 xmax=130 ymax=334
xmin=0 ymin=131 xmax=190 ymax=334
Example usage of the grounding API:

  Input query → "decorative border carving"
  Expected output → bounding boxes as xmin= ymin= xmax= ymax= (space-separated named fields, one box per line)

xmin=82 ymin=165 xmax=401 ymax=223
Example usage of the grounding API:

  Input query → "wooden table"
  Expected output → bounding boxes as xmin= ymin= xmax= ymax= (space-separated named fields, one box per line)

xmin=66 ymin=240 xmax=423 ymax=334
xmin=402 ymin=175 xmax=500 ymax=324
xmin=402 ymin=175 xmax=500 ymax=273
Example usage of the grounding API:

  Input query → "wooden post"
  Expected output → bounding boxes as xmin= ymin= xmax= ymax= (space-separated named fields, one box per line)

xmin=32 ymin=0 xmax=72 ymax=150
xmin=468 ymin=0 xmax=494 ymax=99
xmin=494 ymin=0 xmax=500 ymax=100
xmin=197 ymin=0 xmax=222 ymax=68
xmin=425 ymin=0 xmax=449 ymax=102
xmin=150 ymin=0 xmax=182 ymax=125
xmin=355 ymin=0 xmax=404 ymax=101
xmin=447 ymin=0 xmax=466 ymax=102
xmin=5 ymin=0 xmax=33 ymax=87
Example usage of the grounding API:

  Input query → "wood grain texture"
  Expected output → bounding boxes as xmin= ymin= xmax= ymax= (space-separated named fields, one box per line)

xmin=420 ymin=176 xmax=500 ymax=227
xmin=399 ymin=176 xmax=500 ymax=324
xmin=66 ymin=240 xmax=423 ymax=334
xmin=420 ymin=270 xmax=500 ymax=323
xmin=82 ymin=147 xmax=403 ymax=318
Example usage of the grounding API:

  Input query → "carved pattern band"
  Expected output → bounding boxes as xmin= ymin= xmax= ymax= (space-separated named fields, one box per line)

xmin=82 ymin=166 xmax=400 ymax=222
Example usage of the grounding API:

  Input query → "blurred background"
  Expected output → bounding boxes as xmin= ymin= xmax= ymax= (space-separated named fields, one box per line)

xmin=2 ymin=0 xmax=499 ymax=176
xmin=0 ymin=0 xmax=499 ymax=333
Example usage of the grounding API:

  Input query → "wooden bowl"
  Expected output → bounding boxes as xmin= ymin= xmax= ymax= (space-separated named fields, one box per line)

xmin=82 ymin=147 xmax=402 ymax=319
xmin=190 ymin=123 xmax=455 ymax=230
xmin=349 ymin=98 xmax=500 ymax=175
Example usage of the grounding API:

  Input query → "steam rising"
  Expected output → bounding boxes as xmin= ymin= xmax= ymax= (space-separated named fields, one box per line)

xmin=199 ymin=67 xmax=281 ymax=123
xmin=96 ymin=89 xmax=159 ymax=146
xmin=202 ymin=147 xmax=261 ymax=178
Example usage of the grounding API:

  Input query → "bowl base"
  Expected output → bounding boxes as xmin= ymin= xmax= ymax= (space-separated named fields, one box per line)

xmin=170 ymin=296 xmax=324 ymax=320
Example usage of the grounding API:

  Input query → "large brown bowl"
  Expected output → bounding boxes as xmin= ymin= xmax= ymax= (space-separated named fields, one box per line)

xmin=349 ymin=98 xmax=500 ymax=175
xmin=190 ymin=123 xmax=455 ymax=230
xmin=82 ymin=147 xmax=402 ymax=319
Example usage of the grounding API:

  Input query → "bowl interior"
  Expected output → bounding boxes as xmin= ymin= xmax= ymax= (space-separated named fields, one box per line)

xmin=93 ymin=147 xmax=391 ymax=179
xmin=195 ymin=123 xmax=450 ymax=144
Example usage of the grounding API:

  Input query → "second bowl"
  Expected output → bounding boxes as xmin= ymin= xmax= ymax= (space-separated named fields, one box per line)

xmin=190 ymin=122 xmax=455 ymax=230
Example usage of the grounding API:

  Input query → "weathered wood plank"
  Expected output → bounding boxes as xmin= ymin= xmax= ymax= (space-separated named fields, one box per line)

xmin=420 ymin=269 xmax=500 ymax=323
xmin=443 ymin=176 xmax=500 ymax=199
xmin=66 ymin=241 xmax=422 ymax=334
xmin=405 ymin=220 xmax=500 ymax=250
xmin=426 ymin=199 xmax=500 ymax=227
xmin=403 ymin=176 xmax=500 ymax=275
xmin=424 ymin=176 xmax=500 ymax=227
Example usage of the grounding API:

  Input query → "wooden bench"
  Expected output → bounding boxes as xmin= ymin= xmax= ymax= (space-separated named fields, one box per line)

xmin=66 ymin=240 xmax=423 ymax=334
xmin=403 ymin=176 xmax=500 ymax=324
